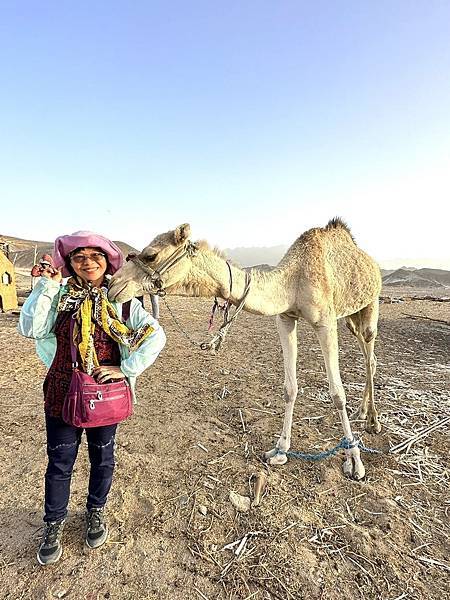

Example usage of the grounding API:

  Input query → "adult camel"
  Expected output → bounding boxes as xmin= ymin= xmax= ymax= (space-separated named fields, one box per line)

xmin=108 ymin=218 xmax=382 ymax=480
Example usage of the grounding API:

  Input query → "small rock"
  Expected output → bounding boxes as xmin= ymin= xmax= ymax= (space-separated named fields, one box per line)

xmin=178 ymin=495 xmax=189 ymax=507
xmin=52 ymin=591 xmax=67 ymax=599
xmin=229 ymin=491 xmax=251 ymax=513
xmin=198 ymin=505 xmax=208 ymax=516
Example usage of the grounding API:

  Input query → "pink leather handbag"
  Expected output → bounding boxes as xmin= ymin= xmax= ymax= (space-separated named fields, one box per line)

xmin=62 ymin=318 xmax=133 ymax=428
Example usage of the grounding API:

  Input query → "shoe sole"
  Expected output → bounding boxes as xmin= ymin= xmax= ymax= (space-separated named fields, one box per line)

xmin=37 ymin=545 xmax=62 ymax=566
xmin=85 ymin=525 xmax=109 ymax=549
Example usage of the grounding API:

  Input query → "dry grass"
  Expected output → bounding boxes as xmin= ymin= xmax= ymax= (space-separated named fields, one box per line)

xmin=0 ymin=289 xmax=448 ymax=599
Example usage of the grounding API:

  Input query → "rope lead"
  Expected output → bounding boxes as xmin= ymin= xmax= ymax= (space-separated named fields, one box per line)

xmin=277 ymin=436 xmax=385 ymax=462
xmin=201 ymin=271 xmax=252 ymax=353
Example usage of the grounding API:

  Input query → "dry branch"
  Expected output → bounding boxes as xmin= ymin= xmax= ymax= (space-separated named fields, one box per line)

xmin=402 ymin=313 xmax=450 ymax=326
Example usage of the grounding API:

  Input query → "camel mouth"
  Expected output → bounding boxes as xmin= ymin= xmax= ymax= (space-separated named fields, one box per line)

xmin=108 ymin=281 xmax=134 ymax=303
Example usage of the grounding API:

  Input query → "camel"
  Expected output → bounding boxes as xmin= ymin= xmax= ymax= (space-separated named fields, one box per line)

xmin=108 ymin=218 xmax=382 ymax=480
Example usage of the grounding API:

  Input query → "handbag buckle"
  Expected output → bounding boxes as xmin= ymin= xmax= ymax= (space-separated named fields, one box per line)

xmin=89 ymin=399 xmax=95 ymax=410
xmin=97 ymin=391 xmax=103 ymax=401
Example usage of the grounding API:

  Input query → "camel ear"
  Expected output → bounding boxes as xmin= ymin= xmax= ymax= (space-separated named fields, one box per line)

xmin=173 ymin=223 xmax=191 ymax=245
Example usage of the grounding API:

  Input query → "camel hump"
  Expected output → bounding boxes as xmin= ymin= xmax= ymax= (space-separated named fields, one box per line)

xmin=325 ymin=217 xmax=355 ymax=242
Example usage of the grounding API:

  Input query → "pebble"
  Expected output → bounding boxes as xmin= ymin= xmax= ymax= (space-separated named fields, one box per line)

xmin=229 ymin=491 xmax=251 ymax=513
xmin=178 ymin=495 xmax=189 ymax=507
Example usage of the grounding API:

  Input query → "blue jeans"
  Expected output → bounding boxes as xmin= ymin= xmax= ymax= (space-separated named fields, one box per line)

xmin=44 ymin=415 xmax=117 ymax=522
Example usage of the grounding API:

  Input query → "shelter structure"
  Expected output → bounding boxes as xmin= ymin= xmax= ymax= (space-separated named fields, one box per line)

xmin=0 ymin=243 xmax=18 ymax=312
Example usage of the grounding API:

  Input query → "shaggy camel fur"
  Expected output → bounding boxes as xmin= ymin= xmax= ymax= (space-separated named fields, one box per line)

xmin=109 ymin=218 xmax=382 ymax=480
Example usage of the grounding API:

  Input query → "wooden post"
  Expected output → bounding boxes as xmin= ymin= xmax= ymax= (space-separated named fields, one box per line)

xmin=31 ymin=245 xmax=38 ymax=290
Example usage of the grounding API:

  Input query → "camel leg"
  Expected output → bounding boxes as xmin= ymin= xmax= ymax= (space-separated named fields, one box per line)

xmin=314 ymin=320 xmax=365 ymax=480
xmin=346 ymin=314 xmax=369 ymax=419
xmin=265 ymin=314 xmax=298 ymax=466
xmin=361 ymin=337 xmax=380 ymax=433
xmin=346 ymin=301 xmax=381 ymax=433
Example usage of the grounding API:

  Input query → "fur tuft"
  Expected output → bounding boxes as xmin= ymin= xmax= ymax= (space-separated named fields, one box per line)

xmin=325 ymin=217 xmax=355 ymax=242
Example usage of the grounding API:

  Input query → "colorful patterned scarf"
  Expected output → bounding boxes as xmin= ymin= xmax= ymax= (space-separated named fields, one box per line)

xmin=58 ymin=277 xmax=154 ymax=374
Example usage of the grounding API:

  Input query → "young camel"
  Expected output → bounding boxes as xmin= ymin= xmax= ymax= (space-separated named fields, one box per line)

xmin=108 ymin=219 xmax=382 ymax=480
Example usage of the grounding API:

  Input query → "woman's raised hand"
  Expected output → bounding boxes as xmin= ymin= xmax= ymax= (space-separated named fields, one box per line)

xmin=41 ymin=266 xmax=62 ymax=282
xmin=31 ymin=255 xmax=62 ymax=282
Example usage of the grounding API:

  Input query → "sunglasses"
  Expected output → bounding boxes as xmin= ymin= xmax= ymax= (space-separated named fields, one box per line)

xmin=70 ymin=252 xmax=107 ymax=264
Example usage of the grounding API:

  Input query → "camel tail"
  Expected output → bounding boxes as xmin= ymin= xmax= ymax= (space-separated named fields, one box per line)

xmin=325 ymin=217 xmax=355 ymax=243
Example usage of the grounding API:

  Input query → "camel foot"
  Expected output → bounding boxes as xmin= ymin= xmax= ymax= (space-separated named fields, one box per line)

xmin=264 ymin=448 xmax=288 ymax=466
xmin=353 ymin=404 xmax=368 ymax=421
xmin=342 ymin=451 xmax=365 ymax=480
xmin=365 ymin=412 xmax=382 ymax=434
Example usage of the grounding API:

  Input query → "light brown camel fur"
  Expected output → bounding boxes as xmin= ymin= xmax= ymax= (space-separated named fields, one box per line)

xmin=109 ymin=218 xmax=382 ymax=480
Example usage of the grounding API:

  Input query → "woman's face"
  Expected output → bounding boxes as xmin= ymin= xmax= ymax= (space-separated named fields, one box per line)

xmin=69 ymin=247 xmax=108 ymax=287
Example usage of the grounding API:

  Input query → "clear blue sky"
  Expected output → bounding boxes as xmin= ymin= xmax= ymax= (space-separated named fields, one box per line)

xmin=1 ymin=1 xmax=449 ymax=268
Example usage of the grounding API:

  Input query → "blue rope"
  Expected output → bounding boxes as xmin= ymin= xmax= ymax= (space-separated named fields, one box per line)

xmin=278 ymin=437 xmax=384 ymax=462
xmin=357 ymin=440 xmax=384 ymax=455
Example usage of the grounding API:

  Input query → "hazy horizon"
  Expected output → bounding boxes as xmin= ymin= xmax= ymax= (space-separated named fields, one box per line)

xmin=225 ymin=246 xmax=450 ymax=271
xmin=3 ymin=229 xmax=449 ymax=272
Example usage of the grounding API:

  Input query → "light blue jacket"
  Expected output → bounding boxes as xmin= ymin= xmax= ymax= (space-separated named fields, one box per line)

xmin=18 ymin=277 xmax=166 ymax=401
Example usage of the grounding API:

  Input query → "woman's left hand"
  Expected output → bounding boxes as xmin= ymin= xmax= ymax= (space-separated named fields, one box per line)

xmin=93 ymin=366 xmax=126 ymax=383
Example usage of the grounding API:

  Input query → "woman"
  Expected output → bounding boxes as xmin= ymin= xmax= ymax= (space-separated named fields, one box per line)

xmin=18 ymin=231 xmax=166 ymax=566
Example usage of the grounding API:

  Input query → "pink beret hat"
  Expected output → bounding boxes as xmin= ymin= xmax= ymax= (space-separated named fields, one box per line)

xmin=53 ymin=231 xmax=124 ymax=277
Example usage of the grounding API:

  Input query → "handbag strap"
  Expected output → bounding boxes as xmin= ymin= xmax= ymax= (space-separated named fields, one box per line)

xmin=122 ymin=299 xmax=132 ymax=322
xmin=69 ymin=316 xmax=78 ymax=368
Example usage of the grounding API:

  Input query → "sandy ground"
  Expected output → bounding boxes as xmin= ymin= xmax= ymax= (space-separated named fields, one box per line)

xmin=0 ymin=291 xmax=449 ymax=600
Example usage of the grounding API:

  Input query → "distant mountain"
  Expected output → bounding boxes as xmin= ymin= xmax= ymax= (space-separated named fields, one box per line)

xmin=3 ymin=234 xmax=449 ymax=289
xmin=379 ymin=258 xmax=450 ymax=270
xmin=0 ymin=234 xmax=138 ymax=268
xmin=382 ymin=267 xmax=450 ymax=288
xmin=244 ymin=263 xmax=274 ymax=272
xmin=380 ymin=266 xmax=417 ymax=278
xmin=380 ymin=269 xmax=395 ymax=278
xmin=224 ymin=245 xmax=288 ymax=267
xmin=415 ymin=268 xmax=450 ymax=286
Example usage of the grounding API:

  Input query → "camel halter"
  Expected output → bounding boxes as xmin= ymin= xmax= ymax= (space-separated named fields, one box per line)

xmin=208 ymin=260 xmax=233 ymax=331
xmin=127 ymin=242 xmax=252 ymax=353
xmin=166 ymin=268 xmax=251 ymax=354
xmin=201 ymin=268 xmax=251 ymax=353
xmin=126 ymin=241 xmax=199 ymax=296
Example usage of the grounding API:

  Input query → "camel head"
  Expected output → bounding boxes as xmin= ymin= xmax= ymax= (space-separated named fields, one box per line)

xmin=108 ymin=224 xmax=195 ymax=302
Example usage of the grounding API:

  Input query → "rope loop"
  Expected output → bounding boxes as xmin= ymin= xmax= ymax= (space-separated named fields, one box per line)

xmin=280 ymin=436 xmax=385 ymax=462
xmin=200 ymin=270 xmax=251 ymax=353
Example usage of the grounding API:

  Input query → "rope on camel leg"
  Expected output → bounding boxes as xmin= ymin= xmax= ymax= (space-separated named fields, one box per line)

xmin=275 ymin=436 xmax=385 ymax=462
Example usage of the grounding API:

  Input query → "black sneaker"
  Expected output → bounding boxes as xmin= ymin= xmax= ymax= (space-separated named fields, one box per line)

xmin=85 ymin=508 xmax=108 ymax=549
xmin=37 ymin=519 xmax=65 ymax=566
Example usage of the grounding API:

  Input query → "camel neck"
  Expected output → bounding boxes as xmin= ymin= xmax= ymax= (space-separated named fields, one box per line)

xmin=188 ymin=250 xmax=290 ymax=316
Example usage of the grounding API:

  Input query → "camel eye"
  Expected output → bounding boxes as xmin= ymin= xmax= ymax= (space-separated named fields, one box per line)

xmin=144 ymin=252 xmax=158 ymax=263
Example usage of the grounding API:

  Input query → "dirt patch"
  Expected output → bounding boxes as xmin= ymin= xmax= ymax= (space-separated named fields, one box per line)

xmin=0 ymin=295 xmax=449 ymax=599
